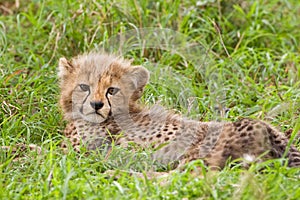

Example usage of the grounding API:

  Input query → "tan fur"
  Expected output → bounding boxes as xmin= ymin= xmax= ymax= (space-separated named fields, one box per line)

xmin=59 ymin=52 xmax=300 ymax=169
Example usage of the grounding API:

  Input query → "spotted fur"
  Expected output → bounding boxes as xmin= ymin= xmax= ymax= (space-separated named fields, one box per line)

xmin=59 ymin=52 xmax=300 ymax=169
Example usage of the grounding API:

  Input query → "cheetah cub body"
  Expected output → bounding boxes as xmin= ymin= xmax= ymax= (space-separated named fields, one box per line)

xmin=59 ymin=52 xmax=300 ymax=169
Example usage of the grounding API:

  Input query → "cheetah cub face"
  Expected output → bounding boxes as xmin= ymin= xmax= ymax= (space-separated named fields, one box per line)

xmin=58 ymin=53 xmax=149 ymax=123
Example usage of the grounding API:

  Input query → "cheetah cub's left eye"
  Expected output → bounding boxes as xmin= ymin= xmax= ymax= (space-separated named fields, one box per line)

xmin=79 ymin=84 xmax=90 ymax=91
xmin=107 ymin=87 xmax=120 ymax=95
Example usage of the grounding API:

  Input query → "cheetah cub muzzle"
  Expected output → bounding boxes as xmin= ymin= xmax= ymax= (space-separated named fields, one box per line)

xmin=58 ymin=52 xmax=300 ymax=169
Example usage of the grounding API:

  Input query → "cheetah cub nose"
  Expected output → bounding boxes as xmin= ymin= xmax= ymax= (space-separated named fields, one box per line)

xmin=90 ymin=101 xmax=104 ymax=110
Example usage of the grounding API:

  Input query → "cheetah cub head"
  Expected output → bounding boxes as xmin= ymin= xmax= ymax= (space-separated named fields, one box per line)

xmin=58 ymin=53 xmax=149 ymax=123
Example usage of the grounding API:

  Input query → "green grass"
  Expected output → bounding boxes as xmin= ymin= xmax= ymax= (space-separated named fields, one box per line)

xmin=1 ymin=0 xmax=300 ymax=199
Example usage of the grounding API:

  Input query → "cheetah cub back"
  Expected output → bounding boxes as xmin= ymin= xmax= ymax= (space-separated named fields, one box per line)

xmin=58 ymin=52 xmax=300 ymax=169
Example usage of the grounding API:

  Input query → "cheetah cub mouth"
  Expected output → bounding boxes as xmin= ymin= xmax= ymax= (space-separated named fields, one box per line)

xmin=58 ymin=53 xmax=149 ymax=124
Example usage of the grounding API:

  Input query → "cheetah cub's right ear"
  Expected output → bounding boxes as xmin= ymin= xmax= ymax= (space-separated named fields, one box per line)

xmin=58 ymin=57 xmax=75 ymax=78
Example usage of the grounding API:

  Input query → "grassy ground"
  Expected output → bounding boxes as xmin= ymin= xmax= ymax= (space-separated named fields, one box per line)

xmin=1 ymin=0 xmax=300 ymax=199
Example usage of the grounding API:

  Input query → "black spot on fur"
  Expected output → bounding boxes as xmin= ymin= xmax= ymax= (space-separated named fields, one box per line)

xmin=212 ymin=138 xmax=217 ymax=143
xmin=238 ymin=124 xmax=247 ymax=132
xmin=235 ymin=122 xmax=241 ymax=127
xmin=240 ymin=132 xmax=246 ymax=137
xmin=293 ymin=157 xmax=300 ymax=162
xmin=247 ymin=126 xmax=253 ymax=131
xmin=222 ymin=150 xmax=231 ymax=158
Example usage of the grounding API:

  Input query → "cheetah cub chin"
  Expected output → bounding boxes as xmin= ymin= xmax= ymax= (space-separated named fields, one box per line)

xmin=58 ymin=52 xmax=300 ymax=169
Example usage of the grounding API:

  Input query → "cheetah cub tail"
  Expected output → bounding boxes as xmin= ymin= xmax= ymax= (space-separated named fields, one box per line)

xmin=266 ymin=123 xmax=300 ymax=167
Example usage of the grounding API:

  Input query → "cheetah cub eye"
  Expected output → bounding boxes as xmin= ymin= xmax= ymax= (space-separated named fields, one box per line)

xmin=107 ymin=87 xmax=120 ymax=95
xmin=79 ymin=84 xmax=90 ymax=92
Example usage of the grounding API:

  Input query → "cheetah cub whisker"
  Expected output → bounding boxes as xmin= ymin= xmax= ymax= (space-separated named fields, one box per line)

xmin=59 ymin=52 xmax=300 ymax=169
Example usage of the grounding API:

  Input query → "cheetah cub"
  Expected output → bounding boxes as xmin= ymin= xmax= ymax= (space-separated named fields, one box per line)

xmin=58 ymin=52 xmax=300 ymax=169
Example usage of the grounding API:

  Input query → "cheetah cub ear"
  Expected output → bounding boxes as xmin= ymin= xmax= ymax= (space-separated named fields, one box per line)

xmin=58 ymin=57 xmax=75 ymax=78
xmin=126 ymin=66 xmax=150 ymax=100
